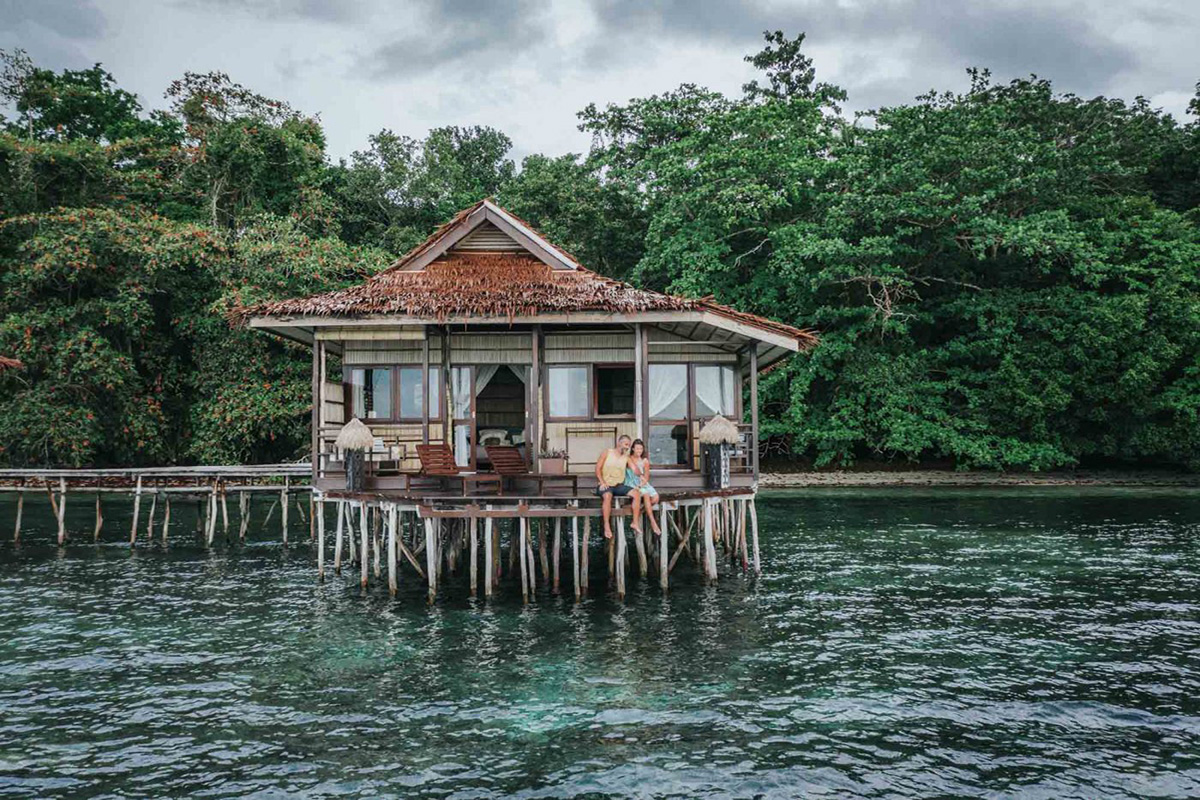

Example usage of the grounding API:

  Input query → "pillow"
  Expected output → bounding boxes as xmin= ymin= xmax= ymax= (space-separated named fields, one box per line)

xmin=479 ymin=429 xmax=509 ymax=446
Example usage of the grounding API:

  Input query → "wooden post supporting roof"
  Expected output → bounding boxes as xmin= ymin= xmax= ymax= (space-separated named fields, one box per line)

xmin=634 ymin=323 xmax=647 ymax=445
xmin=529 ymin=324 xmax=541 ymax=469
xmin=749 ymin=345 xmax=759 ymax=481
xmin=422 ymin=331 xmax=430 ymax=445
xmin=311 ymin=341 xmax=321 ymax=484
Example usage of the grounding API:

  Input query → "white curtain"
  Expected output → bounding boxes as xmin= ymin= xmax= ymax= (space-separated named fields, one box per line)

xmin=474 ymin=365 xmax=500 ymax=396
xmin=506 ymin=365 xmax=527 ymax=384
xmin=695 ymin=366 xmax=735 ymax=417
xmin=649 ymin=364 xmax=686 ymax=418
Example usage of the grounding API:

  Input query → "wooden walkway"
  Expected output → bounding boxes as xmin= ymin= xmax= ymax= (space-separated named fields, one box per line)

xmin=0 ymin=465 xmax=762 ymax=602
xmin=0 ymin=464 xmax=311 ymax=547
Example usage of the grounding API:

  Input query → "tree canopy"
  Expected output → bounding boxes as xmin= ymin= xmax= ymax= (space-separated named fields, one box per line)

xmin=0 ymin=37 xmax=1197 ymax=470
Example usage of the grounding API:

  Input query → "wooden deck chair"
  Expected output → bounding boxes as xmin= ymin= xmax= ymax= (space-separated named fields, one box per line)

xmin=485 ymin=446 xmax=579 ymax=496
xmin=416 ymin=443 xmax=502 ymax=496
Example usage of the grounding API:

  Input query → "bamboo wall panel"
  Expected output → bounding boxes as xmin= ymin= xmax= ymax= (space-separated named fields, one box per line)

xmin=343 ymin=336 xmax=442 ymax=365
xmin=322 ymin=381 xmax=344 ymax=426
xmin=545 ymin=332 xmax=634 ymax=364
xmin=451 ymin=333 xmax=532 ymax=364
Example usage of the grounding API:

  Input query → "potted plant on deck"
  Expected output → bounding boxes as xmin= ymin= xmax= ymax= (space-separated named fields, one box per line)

xmin=539 ymin=448 xmax=567 ymax=474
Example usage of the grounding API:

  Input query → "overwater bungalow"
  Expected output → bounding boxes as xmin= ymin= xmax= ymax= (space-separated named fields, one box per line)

xmin=242 ymin=199 xmax=815 ymax=597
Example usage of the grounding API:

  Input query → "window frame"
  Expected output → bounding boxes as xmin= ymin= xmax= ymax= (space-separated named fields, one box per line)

xmin=342 ymin=364 xmax=445 ymax=423
xmin=592 ymin=362 xmax=637 ymax=420
xmin=648 ymin=362 xmax=692 ymax=468
xmin=543 ymin=363 xmax=592 ymax=422
xmin=343 ymin=364 xmax=397 ymax=423
xmin=690 ymin=363 xmax=742 ymax=422
xmin=396 ymin=365 xmax=444 ymax=422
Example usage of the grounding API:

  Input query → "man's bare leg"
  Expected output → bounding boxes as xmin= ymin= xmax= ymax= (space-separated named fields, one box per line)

xmin=602 ymin=492 xmax=614 ymax=539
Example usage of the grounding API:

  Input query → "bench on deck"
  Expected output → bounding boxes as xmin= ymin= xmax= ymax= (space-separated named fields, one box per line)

xmin=485 ymin=446 xmax=579 ymax=496
xmin=416 ymin=444 xmax=502 ymax=496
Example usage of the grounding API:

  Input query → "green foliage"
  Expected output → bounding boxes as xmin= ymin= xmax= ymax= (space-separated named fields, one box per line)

xmin=0 ymin=39 xmax=1196 ymax=471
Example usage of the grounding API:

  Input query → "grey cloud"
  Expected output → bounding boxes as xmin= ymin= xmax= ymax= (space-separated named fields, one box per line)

xmin=171 ymin=0 xmax=363 ymax=24
xmin=356 ymin=0 xmax=551 ymax=80
xmin=0 ymin=0 xmax=107 ymax=39
xmin=586 ymin=0 xmax=1138 ymax=103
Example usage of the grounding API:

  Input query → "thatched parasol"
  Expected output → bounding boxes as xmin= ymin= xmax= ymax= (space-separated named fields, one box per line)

xmin=698 ymin=415 xmax=740 ymax=445
xmin=335 ymin=418 xmax=375 ymax=451
xmin=0 ymin=356 xmax=23 ymax=371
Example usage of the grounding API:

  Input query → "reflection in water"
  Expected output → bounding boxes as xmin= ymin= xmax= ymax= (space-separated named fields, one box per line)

xmin=0 ymin=488 xmax=1199 ymax=797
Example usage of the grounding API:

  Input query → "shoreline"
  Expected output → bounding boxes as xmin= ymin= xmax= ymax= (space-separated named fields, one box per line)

xmin=759 ymin=470 xmax=1200 ymax=488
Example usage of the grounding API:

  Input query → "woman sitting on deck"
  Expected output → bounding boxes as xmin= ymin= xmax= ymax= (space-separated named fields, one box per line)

xmin=626 ymin=439 xmax=662 ymax=536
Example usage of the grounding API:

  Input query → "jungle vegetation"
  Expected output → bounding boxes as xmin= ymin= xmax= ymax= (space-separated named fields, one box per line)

xmin=1 ymin=34 xmax=1197 ymax=470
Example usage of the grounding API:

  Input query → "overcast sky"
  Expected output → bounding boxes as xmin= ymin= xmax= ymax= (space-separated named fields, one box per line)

xmin=2 ymin=0 xmax=1197 ymax=162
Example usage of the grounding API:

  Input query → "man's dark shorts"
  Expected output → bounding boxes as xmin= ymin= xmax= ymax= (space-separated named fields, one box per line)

xmin=594 ymin=484 xmax=633 ymax=497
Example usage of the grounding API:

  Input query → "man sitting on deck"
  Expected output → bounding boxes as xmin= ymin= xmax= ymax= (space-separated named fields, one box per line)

xmin=594 ymin=435 xmax=640 ymax=540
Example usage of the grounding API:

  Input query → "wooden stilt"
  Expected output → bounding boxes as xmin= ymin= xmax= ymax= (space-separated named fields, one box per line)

xmin=749 ymin=498 xmax=761 ymax=576
xmin=308 ymin=495 xmax=315 ymax=542
xmin=571 ymin=511 xmax=580 ymax=600
xmin=632 ymin=506 xmax=647 ymax=578
xmin=469 ymin=514 xmax=478 ymax=597
xmin=195 ymin=499 xmax=204 ymax=538
xmin=129 ymin=476 xmax=142 ymax=547
xmin=238 ymin=492 xmax=250 ymax=542
xmin=538 ymin=520 xmax=549 ymax=586
xmin=55 ymin=477 xmax=66 ymax=546
xmin=145 ymin=491 xmax=157 ymax=543
xmin=492 ymin=521 xmax=501 ymax=585
xmin=518 ymin=516 xmax=529 ymax=603
xmin=262 ymin=497 xmax=278 ymax=531
xmin=552 ymin=517 xmax=562 ymax=594
xmin=372 ymin=506 xmax=382 ymax=580
xmin=12 ymin=491 xmax=22 ymax=544
xmin=703 ymin=500 xmax=717 ymax=583
xmin=333 ymin=500 xmax=344 ymax=575
xmin=738 ymin=499 xmax=749 ymax=572
xmin=359 ymin=501 xmax=369 ymax=589
xmin=161 ymin=497 xmax=170 ymax=546
xmin=424 ymin=517 xmax=437 ymax=603
xmin=581 ymin=516 xmax=591 ymax=591
xmin=220 ymin=485 xmax=229 ymax=542
xmin=205 ymin=486 xmax=217 ymax=546
xmin=397 ymin=524 xmax=425 ymax=578
xmin=281 ymin=481 xmax=290 ymax=545
xmin=484 ymin=512 xmax=494 ymax=599
xmin=317 ymin=497 xmax=326 ymax=582
xmin=92 ymin=494 xmax=101 ymax=542
xmin=615 ymin=513 xmax=627 ymax=600
xmin=387 ymin=504 xmax=398 ymax=597
xmin=659 ymin=505 xmax=669 ymax=590
xmin=526 ymin=519 xmax=536 ymax=595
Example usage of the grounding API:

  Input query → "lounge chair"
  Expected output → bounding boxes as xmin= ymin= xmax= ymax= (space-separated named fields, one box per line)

xmin=485 ymin=445 xmax=579 ymax=496
xmin=416 ymin=444 xmax=502 ymax=496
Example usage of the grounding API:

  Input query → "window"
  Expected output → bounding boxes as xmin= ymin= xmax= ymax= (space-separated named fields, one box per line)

xmin=348 ymin=367 xmax=392 ymax=420
xmin=649 ymin=423 xmax=688 ymax=466
xmin=398 ymin=366 xmax=441 ymax=419
xmin=694 ymin=365 xmax=737 ymax=418
xmin=648 ymin=364 xmax=688 ymax=420
xmin=548 ymin=366 xmax=589 ymax=418
xmin=595 ymin=365 xmax=635 ymax=416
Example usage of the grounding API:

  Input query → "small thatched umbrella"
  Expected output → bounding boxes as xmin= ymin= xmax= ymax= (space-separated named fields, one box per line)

xmin=698 ymin=415 xmax=740 ymax=489
xmin=335 ymin=418 xmax=375 ymax=491
xmin=0 ymin=356 xmax=23 ymax=371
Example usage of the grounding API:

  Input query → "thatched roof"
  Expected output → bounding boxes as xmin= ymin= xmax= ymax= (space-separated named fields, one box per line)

xmin=244 ymin=199 xmax=816 ymax=350
xmin=0 ymin=356 xmax=23 ymax=371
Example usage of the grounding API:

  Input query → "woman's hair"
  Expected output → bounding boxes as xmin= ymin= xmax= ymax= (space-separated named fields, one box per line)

xmin=630 ymin=438 xmax=646 ymax=458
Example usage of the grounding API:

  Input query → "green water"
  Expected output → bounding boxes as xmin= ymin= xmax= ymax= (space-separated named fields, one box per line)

xmin=0 ymin=489 xmax=1198 ymax=798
